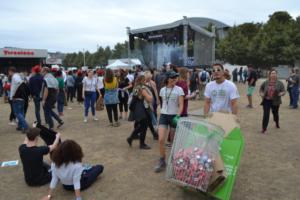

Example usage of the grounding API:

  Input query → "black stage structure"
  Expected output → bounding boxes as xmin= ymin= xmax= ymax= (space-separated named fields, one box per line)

xmin=127 ymin=17 xmax=230 ymax=69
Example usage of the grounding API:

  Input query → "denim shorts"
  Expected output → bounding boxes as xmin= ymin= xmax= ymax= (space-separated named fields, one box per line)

xmin=159 ymin=114 xmax=176 ymax=129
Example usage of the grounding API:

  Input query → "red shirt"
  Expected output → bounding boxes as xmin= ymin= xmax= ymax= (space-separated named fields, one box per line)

xmin=266 ymin=81 xmax=276 ymax=99
xmin=176 ymin=80 xmax=188 ymax=116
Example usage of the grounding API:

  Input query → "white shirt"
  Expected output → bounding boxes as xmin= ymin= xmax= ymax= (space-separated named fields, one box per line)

xmin=50 ymin=162 xmax=84 ymax=190
xmin=204 ymin=80 xmax=239 ymax=113
xmin=62 ymin=71 xmax=67 ymax=83
xmin=10 ymin=73 xmax=23 ymax=100
xmin=82 ymin=77 xmax=98 ymax=92
xmin=160 ymin=85 xmax=184 ymax=115
xmin=97 ymin=76 xmax=104 ymax=89
xmin=126 ymin=74 xmax=134 ymax=83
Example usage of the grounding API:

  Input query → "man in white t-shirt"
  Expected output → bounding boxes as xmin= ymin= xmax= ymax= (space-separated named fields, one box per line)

xmin=204 ymin=63 xmax=239 ymax=115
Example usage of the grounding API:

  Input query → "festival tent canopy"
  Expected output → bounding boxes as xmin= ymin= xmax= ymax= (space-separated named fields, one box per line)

xmin=106 ymin=60 xmax=132 ymax=70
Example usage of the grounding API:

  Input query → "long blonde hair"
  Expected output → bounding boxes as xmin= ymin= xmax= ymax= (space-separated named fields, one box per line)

xmin=178 ymin=67 xmax=188 ymax=81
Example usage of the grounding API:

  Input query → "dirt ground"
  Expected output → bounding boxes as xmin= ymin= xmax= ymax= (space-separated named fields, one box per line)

xmin=0 ymin=79 xmax=299 ymax=200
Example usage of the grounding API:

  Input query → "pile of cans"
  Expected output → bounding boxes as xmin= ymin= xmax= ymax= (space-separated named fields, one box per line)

xmin=172 ymin=147 xmax=214 ymax=191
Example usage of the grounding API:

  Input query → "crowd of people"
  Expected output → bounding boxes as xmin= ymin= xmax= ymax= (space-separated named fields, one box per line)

xmin=1 ymin=62 xmax=300 ymax=199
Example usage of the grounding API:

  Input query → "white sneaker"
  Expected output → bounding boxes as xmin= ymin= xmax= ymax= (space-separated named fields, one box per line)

xmin=84 ymin=117 xmax=88 ymax=123
xmin=9 ymin=121 xmax=17 ymax=126
xmin=93 ymin=117 xmax=98 ymax=121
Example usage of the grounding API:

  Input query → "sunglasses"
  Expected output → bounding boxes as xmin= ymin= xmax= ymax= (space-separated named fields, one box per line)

xmin=212 ymin=68 xmax=223 ymax=73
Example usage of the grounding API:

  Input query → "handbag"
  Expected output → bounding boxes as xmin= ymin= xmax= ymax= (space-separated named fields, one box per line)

xmin=96 ymin=96 xmax=104 ymax=111
xmin=133 ymin=98 xmax=148 ymax=122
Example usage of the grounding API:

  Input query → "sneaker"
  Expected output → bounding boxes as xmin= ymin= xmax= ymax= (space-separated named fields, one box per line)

xmin=246 ymin=105 xmax=253 ymax=108
xmin=93 ymin=117 xmax=99 ymax=121
xmin=113 ymin=122 xmax=120 ymax=127
xmin=261 ymin=129 xmax=266 ymax=134
xmin=154 ymin=158 xmax=166 ymax=173
xmin=126 ymin=137 xmax=132 ymax=147
xmin=140 ymin=144 xmax=151 ymax=150
xmin=9 ymin=121 xmax=17 ymax=126
xmin=84 ymin=117 xmax=88 ymax=123
xmin=32 ymin=121 xmax=38 ymax=128
xmin=165 ymin=143 xmax=172 ymax=148
xmin=57 ymin=121 xmax=64 ymax=129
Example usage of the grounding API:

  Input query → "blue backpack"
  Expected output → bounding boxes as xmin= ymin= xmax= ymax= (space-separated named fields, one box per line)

xmin=200 ymin=72 xmax=207 ymax=82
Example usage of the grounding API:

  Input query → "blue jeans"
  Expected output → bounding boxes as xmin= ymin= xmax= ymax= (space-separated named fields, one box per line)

xmin=33 ymin=97 xmax=42 ymax=124
xmin=43 ymin=102 xmax=62 ymax=129
xmin=292 ymin=85 xmax=299 ymax=108
xmin=63 ymin=165 xmax=104 ymax=191
xmin=0 ymin=82 xmax=3 ymax=97
xmin=84 ymin=91 xmax=96 ymax=117
xmin=57 ymin=90 xmax=65 ymax=113
xmin=12 ymin=100 xmax=28 ymax=129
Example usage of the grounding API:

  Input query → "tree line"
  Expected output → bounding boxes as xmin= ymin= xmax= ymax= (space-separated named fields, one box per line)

xmin=63 ymin=42 xmax=129 ymax=67
xmin=63 ymin=11 xmax=300 ymax=69
xmin=217 ymin=11 xmax=300 ymax=68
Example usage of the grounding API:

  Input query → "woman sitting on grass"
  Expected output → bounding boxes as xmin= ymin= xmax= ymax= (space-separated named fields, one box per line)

xmin=43 ymin=140 xmax=104 ymax=200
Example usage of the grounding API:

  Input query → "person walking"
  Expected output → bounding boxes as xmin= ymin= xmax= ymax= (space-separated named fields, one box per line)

xmin=232 ymin=68 xmax=238 ymax=83
xmin=41 ymin=67 xmax=64 ymax=130
xmin=103 ymin=69 xmax=120 ymax=127
xmin=118 ymin=70 xmax=132 ymax=120
xmin=75 ymin=70 xmax=84 ymax=104
xmin=144 ymin=71 xmax=159 ymax=139
xmin=203 ymin=64 xmax=239 ymax=116
xmin=29 ymin=65 xmax=44 ymax=125
xmin=55 ymin=70 xmax=65 ymax=116
xmin=8 ymin=67 xmax=30 ymax=133
xmin=290 ymin=67 xmax=300 ymax=109
xmin=154 ymin=71 xmax=184 ymax=173
xmin=66 ymin=71 xmax=75 ymax=103
xmin=259 ymin=69 xmax=285 ymax=134
xmin=238 ymin=67 xmax=243 ymax=83
xmin=127 ymin=75 xmax=153 ymax=150
xmin=246 ymin=65 xmax=258 ymax=108
xmin=243 ymin=68 xmax=248 ymax=84
xmin=189 ymin=68 xmax=198 ymax=96
xmin=176 ymin=67 xmax=190 ymax=117
xmin=5 ymin=78 xmax=17 ymax=125
xmin=82 ymin=69 xmax=100 ymax=123
xmin=286 ymin=69 xmax=295 ymax=107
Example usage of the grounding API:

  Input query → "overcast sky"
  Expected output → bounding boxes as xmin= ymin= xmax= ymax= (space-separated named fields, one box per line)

xmin=0 ymin=0 xmax=299 ymax=53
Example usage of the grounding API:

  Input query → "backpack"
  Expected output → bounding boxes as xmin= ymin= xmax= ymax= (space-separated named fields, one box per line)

xmin=200 ymin=71 xmax=207 ymax=82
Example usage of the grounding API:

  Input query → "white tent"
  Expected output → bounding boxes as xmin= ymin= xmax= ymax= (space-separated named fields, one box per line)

xmin=106 ymin=60 xmax=131 ymax=70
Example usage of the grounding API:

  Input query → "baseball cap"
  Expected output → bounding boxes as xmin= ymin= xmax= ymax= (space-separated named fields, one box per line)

xmin=166 ymin=70 xmax=179 ymax=79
